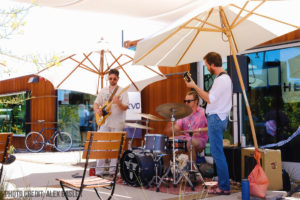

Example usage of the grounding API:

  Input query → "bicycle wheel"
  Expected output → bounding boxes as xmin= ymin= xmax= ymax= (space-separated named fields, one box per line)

xmin=54 ymin=131 xmax=72 ymax=152
xmin=25 ymin=131 xmax=45 ymax=153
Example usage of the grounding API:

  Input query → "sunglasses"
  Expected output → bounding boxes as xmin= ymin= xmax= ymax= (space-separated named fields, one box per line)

xmin=109 ymin=77 xmax=118 ymax=81
xmin=184 ymin=99 xmax=195 ymax=103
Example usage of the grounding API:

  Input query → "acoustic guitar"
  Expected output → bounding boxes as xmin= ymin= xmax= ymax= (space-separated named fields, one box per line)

xmin=95 ymin=85 xmax=129 ymax=126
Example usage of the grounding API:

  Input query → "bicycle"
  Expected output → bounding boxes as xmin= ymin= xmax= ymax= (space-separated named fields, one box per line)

xmin=25 ymin=120 xmax=72 ymax=153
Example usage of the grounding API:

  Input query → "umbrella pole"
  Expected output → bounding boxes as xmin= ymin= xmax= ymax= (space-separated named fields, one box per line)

xmin=220 ymin=9 xmax=258 ymax=149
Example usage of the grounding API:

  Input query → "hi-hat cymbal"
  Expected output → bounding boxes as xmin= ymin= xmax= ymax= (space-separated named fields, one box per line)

xmin=125 ymin=123 xmax=153 ymax=130
xmin=156 ymin=103 xmax=192 ymax=120
xmin=137 ymin=113 xmax=165 ymax=121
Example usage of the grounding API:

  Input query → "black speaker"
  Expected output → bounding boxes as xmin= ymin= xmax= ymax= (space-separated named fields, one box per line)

xmin=223 ymin=147 xmax=241 ymax=182
xmin=190 ymin=62 xmax=198 ymax=83
xmin=227 ymin=55 xmax=249 ymax=93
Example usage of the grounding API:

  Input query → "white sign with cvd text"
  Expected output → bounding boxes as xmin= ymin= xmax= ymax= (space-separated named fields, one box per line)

xmin=126 ymin=92 xmax=141 ymax=120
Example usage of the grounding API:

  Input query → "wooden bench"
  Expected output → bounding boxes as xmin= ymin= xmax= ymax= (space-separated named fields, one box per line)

xmin=56 ymin=131 xmax=126 ymax=200
xmin=0 ymin=133 xmax=13 ymax=180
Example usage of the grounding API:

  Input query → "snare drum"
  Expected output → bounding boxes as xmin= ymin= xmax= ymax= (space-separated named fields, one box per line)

xmin=167 ymin=139 xmax=187 ymax=153
xmin=144 ymin=134 xmax=168 ymax=153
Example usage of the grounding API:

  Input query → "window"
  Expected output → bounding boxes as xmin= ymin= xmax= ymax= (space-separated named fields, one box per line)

xmin=244 ymin=46 xmax=300 ymax=145
xmin=57 ymin=90 xmax=96 ymax=147
xmin=0 ymin=91 xmax=29 ymax=136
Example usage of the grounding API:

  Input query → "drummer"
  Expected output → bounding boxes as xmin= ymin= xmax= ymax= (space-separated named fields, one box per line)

xmin=165 ymin=91 xmax=208 ymax=162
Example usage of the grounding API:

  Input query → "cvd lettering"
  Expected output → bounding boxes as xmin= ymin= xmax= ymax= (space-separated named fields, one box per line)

xmin=129 ymin=103 xmax=141 ymax=109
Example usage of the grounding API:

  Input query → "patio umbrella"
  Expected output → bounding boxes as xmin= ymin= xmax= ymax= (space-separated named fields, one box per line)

xmin=133 ymin=0 xmax=300 ymax=148
xmin=37 ymin=41 xmax=166 ymax=95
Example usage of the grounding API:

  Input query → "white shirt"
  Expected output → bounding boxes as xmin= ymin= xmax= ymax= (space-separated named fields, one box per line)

xmin=206 ymin=74 xmax=232 ymax=120
xmin=94 ymin=86 xmax=129 ymax=130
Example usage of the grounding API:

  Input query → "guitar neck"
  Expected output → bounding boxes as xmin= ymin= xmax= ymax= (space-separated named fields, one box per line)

xmin=104 ymin=85 xmax=130 ymax=107
xmin=114 ymin=85 xmax=130 ymax=99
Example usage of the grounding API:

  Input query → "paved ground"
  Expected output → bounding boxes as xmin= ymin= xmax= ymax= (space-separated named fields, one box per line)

xmin=1 ymin=151 xmax=297 ymax=200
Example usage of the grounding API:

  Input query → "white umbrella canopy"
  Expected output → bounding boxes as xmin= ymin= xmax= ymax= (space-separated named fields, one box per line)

xmin=37 ymin=42 xmax=166 ymax=95
xmin=134 ymin=0 xmax=300 ymax=67
xmin=133 ymin=0 xmax=300 ymax=149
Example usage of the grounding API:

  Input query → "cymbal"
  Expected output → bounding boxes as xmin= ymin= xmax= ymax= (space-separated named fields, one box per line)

xmin=125 ymin=123 xmax=153 ymax=130
xmin=137 ymin=113 xmax=165 ymax=121
xmin=156 ymin=103 xmax=192 ymax=120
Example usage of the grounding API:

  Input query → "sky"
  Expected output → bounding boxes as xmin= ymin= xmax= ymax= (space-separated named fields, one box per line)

xmin=1 ymin=0 xmax=166 ymax=53
xmin=0 ymin=0 xmax=165 ymax=79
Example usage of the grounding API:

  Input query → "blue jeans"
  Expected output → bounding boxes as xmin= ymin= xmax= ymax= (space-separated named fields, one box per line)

xmin=207 ymin=114 xmax=230 ymax=191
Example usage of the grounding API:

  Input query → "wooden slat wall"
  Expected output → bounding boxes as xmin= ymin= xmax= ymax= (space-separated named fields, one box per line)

xmin=124 ymin=39 xmax=190 ymax=139
xmin=141 ymin=65 xmax=190 ymax=137
xmin=0 ymin=75 xmax=56 ymax=149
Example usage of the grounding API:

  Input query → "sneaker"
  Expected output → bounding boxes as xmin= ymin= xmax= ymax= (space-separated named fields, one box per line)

xmin=3 ymin=155 xmax=16 ymax=165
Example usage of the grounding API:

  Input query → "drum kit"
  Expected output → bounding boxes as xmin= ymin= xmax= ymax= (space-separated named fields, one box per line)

xmin=120 ymin=103 xmax=206 ymax=192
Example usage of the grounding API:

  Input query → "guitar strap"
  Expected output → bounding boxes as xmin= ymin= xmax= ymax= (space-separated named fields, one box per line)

xmin=108 ymin=86 xmax=119 ymax=102
xmin=200 ymin=71 xmax=229 ymax=108
xmin=207 ymin=71 xmax=228 ymax=92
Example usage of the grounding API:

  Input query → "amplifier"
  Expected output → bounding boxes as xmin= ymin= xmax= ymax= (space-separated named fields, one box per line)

xmin=241 ymin=147 xmax=282 ymax=190
xmin=224 ymin=147 xmax=241 ymax=182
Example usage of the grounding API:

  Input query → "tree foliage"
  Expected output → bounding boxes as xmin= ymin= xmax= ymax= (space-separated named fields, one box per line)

xmin=0 ymin=2 xmax=62 ymax=75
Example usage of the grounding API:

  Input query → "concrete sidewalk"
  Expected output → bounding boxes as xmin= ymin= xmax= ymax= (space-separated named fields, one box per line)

xmin=1 ymin=151 xmax=293 ymax=200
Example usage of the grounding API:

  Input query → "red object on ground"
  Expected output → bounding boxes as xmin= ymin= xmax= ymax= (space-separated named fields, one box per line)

xmin=89 ymin=167 xmax=95 ymax=176
xmin=248 ymin=149 xmax=269 ymax=198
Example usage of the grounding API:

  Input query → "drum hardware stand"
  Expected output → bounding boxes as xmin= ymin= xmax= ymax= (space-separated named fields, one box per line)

xmin=145 ymin=119 xmax=150 ymax=134
xmin=128 ymin=126 xmax=137 ymax=150
xmin=147 ymin=153 xmax=165 ymax=191
xmin=186 ymin=131 xmax=206 ymax=188
xmin=170 ymin=108 xmax=177 ymax=186
xmin=143 ymin=119 xmax=150 ymax=150
xmin=127 ymin=120 xmax=149 ymax=150
xmin=156 ymin=149 xmax=195 ymax=191
xmin=155 ymin=108 xmax=195 ymax=191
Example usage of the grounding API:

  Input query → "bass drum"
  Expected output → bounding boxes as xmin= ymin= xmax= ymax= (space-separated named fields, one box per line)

xmin=120 ymin=150 xmax=164 ymax=186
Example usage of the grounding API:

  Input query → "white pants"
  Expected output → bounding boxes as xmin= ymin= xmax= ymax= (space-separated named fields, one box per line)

xmin=96 ymin=126 xmax=123 ymax=175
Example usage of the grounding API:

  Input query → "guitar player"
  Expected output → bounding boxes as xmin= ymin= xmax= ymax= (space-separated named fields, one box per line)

xmin=93 ymin=68 xmax=129 ymax=177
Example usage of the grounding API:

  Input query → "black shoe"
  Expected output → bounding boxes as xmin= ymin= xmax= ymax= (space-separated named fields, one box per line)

xmin=3 ymin=155 xmax=16 ymax=165
xmin=72 ymin=173 xmax=83 ymax=178
xmin=96 ymin=174 xmax=104 ymax=178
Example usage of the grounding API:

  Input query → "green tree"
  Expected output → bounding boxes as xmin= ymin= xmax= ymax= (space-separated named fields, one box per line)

xmin=0 ymin=2 xmax=63 ymax=76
